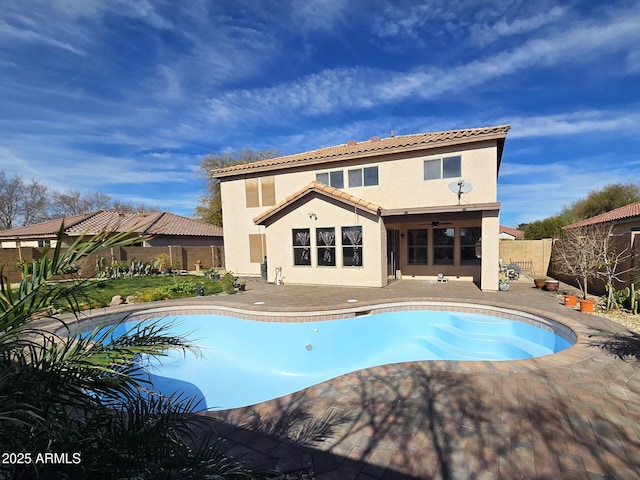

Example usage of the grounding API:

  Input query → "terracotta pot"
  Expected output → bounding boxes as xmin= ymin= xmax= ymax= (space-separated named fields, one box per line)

xmin=534 ymin=279 xmax=546 ymax=289
xmin=579 ymin=299 xmax=596 ymax=314
xmin=563 ymin=295 xmax=578 ymax=307
xmin=544 ymin=280 xmax=559 ymax=292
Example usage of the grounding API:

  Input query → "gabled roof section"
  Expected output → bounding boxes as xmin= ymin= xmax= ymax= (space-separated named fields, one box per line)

xmin=253 ymin=181 xmax=382 ymax=225
xmin=213 ymin=125 xmax=511 ymax=178
xmin=564 ymin=202 xmax=640 ymax=230
xmin=0 ymin=211 xmax=223 ymax=239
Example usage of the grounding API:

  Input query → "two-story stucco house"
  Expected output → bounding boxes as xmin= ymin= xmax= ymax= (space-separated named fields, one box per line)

xmin=212 ymin=125 xmax=510 ymax=291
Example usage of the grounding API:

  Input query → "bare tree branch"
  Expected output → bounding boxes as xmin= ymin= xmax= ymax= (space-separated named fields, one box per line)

xmin=553 ymin=224 xmax=609 ymax=299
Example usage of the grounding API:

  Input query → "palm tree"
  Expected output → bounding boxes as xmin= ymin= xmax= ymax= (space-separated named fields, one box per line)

xmin=0 ymin=225 xmax=260 ymax=479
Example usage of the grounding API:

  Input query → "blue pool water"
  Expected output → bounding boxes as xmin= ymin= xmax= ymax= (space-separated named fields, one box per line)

xmin=100 ymin=310 xmax=572 ymax=410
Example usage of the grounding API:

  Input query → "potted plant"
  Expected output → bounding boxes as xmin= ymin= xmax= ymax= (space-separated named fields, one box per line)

xmin=544 ymin=279 xmax=559 ymax=292
xmin=563 ymin=294 xmax=579 ymax=307
xmin=153 ymin=253 xmax=170 ymax=274
xmin=237 ymin=281 xmax=246 ymax=292
xmin=534 ymin=278 xmax=547 ymax=289
xmin=579 ymin=298 xmax=597 ymax=313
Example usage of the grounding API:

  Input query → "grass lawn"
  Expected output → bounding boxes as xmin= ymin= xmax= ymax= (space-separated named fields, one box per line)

xmin=76 ymin=274 xmax=225 ymax=309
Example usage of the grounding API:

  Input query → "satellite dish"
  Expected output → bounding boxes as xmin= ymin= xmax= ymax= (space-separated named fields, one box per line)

xmin=448 ymin=179 xmax=473 ymax=204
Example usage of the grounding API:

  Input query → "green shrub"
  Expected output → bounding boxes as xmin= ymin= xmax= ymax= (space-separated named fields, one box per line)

xmin=137 ymin=288 xmax=173 ymax=302
xmin=221 ymin=272 xmax=236 ymax=294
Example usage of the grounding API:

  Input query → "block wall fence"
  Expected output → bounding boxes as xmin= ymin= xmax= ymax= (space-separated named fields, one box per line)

xmin=0 ymin=245 xmax=225 ymax=284
xmin=498 ymin=239 xmax=553 ymax=278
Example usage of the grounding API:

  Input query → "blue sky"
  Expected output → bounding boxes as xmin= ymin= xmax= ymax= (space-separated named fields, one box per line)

xmin=1 ymin=0 xmax=639 ymax=227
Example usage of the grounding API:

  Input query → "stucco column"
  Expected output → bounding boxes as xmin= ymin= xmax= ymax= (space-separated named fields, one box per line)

xmin=480 ymin=210 xmax=500 ymax=291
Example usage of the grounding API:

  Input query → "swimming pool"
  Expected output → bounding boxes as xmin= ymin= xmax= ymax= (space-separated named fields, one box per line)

xmin=95 ymin=307 xmax=573 ymax=411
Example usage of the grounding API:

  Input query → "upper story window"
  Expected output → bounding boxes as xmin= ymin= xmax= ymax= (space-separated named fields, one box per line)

xmin=316 ymin=171 xmax=344 ymax=189
xmin=424 ymin=156 xmax=461 ymax=180
xmin=348 ymin=166 xmax=378 ymax=187
xmin=245 ymin=176 xmax=276 ymax=208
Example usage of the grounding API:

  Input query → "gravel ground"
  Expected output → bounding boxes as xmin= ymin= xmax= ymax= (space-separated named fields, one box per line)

xmin=595 ymin=307 xmax=640 ymax=332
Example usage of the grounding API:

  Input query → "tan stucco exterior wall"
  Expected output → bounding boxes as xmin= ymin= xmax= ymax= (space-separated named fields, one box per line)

xmin=257 ymin=141 xmax=498 ymax=211
xmin=480 ymin=212 xmax=500 ymax=291
xmin=220 ymin=180 xmax=269 ymax=276
xmin=261 ymin=196 xmax=385 ymax=287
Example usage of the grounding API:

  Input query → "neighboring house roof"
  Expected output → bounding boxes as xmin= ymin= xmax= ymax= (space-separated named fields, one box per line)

xmin=254 ymin=181 xmax=382 ymax=225
xmin=500 ymin=225 xmax=524 ymax=239
xmin=563 ymin=202 xmax=640 ymax=230
xmin=212 ymin=125 xmax=511 ymax=178
xmin=0 ymin=211 xmax=223 ymax=239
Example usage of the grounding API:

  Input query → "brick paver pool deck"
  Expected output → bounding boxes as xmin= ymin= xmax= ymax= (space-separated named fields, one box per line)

xmin=86 ymin=278 xmax=640 ymax=479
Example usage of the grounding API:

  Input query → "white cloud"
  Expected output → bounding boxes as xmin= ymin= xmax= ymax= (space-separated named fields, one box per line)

xmin=0 ymin=19 xmax=85 ymax=54
xmin=0 ymin=0 xmax=174 ymax=59
xmin=201 ymin=6 xmax=640 ymax=130
xmin=505 ymin=110 xmax=640 ymax=139
xmin=371 ymin=0 xmax=554 ymax=43
xmin=471 ymin=7 xmax=565 ymax=47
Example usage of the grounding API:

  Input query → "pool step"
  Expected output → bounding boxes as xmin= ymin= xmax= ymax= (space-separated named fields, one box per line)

xmin=447 ymin=314 xmax=515 ymax=334
xmin=416 ymin=336 xmax=510 ymax=361
xmin=415 ymin=323 xmax=553 ymax=360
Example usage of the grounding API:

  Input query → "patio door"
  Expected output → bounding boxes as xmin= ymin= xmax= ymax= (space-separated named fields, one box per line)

xmin=387 ymin=229 xmax=400 ymax=280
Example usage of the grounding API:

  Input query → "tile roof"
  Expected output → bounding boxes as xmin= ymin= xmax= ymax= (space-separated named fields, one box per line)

xmin=253 ymin=181 xmax=382 ymax=225
xmin=0 ymin=211 xmax=223 ymax=239
xmin=212 ymin=125 xmax=511 ymax=178
xmin=564 ymin=202 xmax=640 ymax=229
xmin=500 ymin=225 xmax=525 ymax=239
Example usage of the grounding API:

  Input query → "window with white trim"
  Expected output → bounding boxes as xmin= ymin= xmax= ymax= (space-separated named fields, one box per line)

xmin=424 ymin=156 xmax=461 ymax=180
xmin=316 ymin=170 xmax=344 ymax=188
xmin=348 ymin=166 xmax=379 ymax=187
